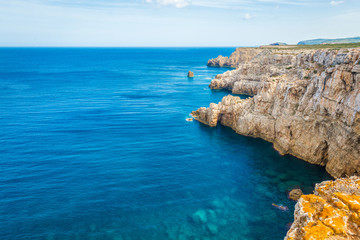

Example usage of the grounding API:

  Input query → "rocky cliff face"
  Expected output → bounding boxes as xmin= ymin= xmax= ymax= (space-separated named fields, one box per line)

xmin=285 ymin=176 xmax=360 ymax=240
xmin=207 ymin=48 xmax=262 ymax=68
xmin=192 ymin=47 xmax=360 ymax=178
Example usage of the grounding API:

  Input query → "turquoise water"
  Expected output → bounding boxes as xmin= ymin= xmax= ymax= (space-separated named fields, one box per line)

xmin=0 ymin=48 xmax=331 ymax=240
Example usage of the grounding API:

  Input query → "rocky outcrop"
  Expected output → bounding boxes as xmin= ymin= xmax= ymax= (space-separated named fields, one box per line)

xmin=193 ymin=47 xmax=360 ymax=178
xmin=285 ymin=177 xmax=360 ymax=240
xmin=207 ymin=48 xmax=262 ymax=68
xmin=188 ymin=71 xmax=194 ymax=78
xmin=289 ymin=188 xmax=304 ymax=201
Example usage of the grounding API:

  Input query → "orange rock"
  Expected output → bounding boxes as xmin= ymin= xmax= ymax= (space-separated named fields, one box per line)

xmin=285 ymin=177 xmax=360 ymax=240
xmin=303 ymin=221 xmax=334 ymax=240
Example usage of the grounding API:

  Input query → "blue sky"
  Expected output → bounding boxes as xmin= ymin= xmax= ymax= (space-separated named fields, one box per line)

xmin=0 ymin=0 xmax=359 ymax=46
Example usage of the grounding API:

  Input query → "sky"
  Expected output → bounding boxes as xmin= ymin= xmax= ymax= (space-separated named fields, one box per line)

xmin=0 ymin=0 xmax=359 ymax=46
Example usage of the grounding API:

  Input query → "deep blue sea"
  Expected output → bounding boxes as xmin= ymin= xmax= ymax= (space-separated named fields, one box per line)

xmin=0 ymin=48 xmax=331 ymax=240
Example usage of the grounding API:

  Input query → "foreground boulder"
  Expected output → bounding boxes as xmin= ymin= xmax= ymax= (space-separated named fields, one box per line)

xmin=285 ymin=176 xmax=360 ymax=240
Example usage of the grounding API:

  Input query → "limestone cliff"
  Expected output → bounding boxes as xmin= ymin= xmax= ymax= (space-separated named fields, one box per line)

xmin=285 ymin=176 xmax=360 ymax=240
xmin=207 ymin=48 xmax=262 ymax=68
xmin=192 ymin=47 xmax=360 ymax=178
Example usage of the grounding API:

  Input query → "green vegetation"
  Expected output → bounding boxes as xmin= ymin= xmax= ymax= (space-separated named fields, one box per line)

xmin=262 ymin=42 xmax=360 ymax=50
xmin=298 ymin=37 xmax=360 ymax=45
xmin=304 ymin=76 xmax=311 ymax=80
xmin=290 ymin=42 xmax=360 ymax=49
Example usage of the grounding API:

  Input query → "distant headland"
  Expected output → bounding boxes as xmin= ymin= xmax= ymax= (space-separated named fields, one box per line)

xmin=268 ymin=36 xmax=360 ymax=46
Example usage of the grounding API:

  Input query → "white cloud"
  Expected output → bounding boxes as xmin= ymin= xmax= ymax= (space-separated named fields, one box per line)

xmin=330 ymin=0 xmax=344 ymax=6
xmin=183 ymin=0 xmax=317 ymax=10
xmin=146 ymin=0 xmax=190 ymax=8
xmin=257 ymin=0 xmax=315 ymax=5
xmin=244 ymin=13 xmax=253 ymax=20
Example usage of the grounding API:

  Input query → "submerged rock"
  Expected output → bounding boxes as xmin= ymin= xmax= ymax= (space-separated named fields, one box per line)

xmin=186 ymin=118 xmax=193 ymax=122
xmin=191 ymin=209 xmax=207 ymax=224
xmin=206 ymin=209 xmax=217 ymax=223
xmin=187 ymin=71 xmax=194 ymax=78
xmin=289 ymin=188 xmax=303 ymax=201
xmin=206 ymin=223 xmax=218 ymax=235
xmin=209 ymin=198 xmax=226 ymax=210
xmin=285 ymin=176 xmax=360 ymax=240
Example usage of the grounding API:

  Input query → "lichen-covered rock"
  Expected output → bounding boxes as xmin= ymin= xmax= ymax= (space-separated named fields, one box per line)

xmin=193 ymin=47 xmax=360 ymax=178
xmin=285 ymin=176 xmax=360 ymax=240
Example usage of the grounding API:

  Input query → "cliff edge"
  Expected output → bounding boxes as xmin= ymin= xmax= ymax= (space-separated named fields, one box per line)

xmin=193 ymin=47 xmax=360 ymax=178
xmin=207 ymin=48 xmax=262 ymax=68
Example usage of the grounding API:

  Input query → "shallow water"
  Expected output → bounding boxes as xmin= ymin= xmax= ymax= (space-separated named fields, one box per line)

xmin=0 ymin=48 xmax=332 ymax=240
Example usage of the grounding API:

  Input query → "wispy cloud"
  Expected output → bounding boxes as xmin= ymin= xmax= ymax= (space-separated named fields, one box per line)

xmin=244 ymin=13 xmax=253 ymax=20
xmin=13 ymin=0 xmax=323 ymax=10
xmin=0 ymin=0 xmax=359 ymax=47
xmin=330 ymin=0 xmax=345 ymax=6
xmin=145 ymin=0 xmax=190 ymax=8
xmin=176 ymin=0 xmax=319 ymax=10
xmin=7 ymin=0 xmax=141 ymax=9
xmin=257 ymin=0 xmax=319 ymax=5
xmin=191 ymin=0 xmax=265 ymax=10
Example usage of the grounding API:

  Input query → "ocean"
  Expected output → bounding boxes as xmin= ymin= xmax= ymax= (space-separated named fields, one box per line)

xmin=0 ymin=48 xmax=331 ymax=240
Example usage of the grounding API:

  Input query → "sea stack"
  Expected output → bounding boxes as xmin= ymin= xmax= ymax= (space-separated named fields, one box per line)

xmin=188 ymin=71 xmax=194 ymax=78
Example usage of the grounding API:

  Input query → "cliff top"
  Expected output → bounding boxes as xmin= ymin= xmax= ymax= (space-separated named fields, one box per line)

xmin=260 ymin=42 xmax=360 ymax=50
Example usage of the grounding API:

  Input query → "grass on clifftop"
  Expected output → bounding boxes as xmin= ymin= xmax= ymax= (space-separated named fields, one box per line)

xmin=261 ymin=42 xmax=360 ymax=50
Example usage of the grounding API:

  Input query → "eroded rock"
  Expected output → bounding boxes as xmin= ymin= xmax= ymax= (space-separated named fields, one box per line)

xmin=289 ymin=188 xmax=303 ymax=201
xmin=285 ymin=176 xmax=360 ymax=240
xmin=193 ymin=47 xmax=360 ymax=178
xmin=207 ymin=48 xmax=263 ymax=68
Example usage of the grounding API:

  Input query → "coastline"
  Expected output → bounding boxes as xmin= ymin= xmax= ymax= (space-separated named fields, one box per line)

xmin=193 ymin=45 xmax=360 ymax=179
xmin=192 ymin=44 xmax=360 ymax=240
